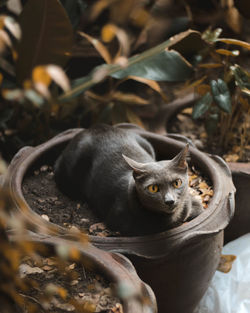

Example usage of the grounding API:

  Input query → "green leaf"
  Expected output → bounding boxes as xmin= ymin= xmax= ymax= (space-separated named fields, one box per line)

xmin=205 ymin=113 xmax=219 ymax=135
xmin=16 ymin=0 xmax=74 ymax=84
xmin=192 ymin=92 xmax=213 ymax=119
xmin=210 ymin=79 xmax=232 ymax=113
xmin=60 ymin=30 xmax=200 ymax=101
xmin=230 ymin=64 xmax=250 ymax=91
xmin=111 ymin=50 xmax=193 ymax=81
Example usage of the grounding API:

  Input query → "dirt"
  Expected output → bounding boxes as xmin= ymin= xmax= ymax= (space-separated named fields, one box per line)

xmin=22 ymin=163 xmax=213 ymax=237
xmin=22 ymin=165 xmax=120 ymax=237
xmin=18 ymin=255 xmax=122 ymax=313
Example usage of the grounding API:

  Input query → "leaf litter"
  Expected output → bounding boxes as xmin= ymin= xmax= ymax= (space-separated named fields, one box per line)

xmin=18 ymin=254 xmax=122 ymax=313
xmin=22 ymin=162 xmax=213 ymax=237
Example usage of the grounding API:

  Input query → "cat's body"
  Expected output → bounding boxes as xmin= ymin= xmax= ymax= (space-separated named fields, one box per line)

xmin=54 ymin=124 xmax=203 ymax=236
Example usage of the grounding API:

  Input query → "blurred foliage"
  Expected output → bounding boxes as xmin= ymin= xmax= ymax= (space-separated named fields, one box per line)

xmin=0 ymin=183 xmax=152 ymax=312
xmin=0 ymin=0 xmax=249 ymax=160
xmin=0 ymin=187 xmax=91 ymax=312
xmin=0 ymin=186 xmax=135 ymax=312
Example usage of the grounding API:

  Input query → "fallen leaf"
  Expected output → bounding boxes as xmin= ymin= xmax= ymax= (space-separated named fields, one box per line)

xmin=19 ymin=263 xmax=44 ymax=278
xmin=217 ymin=254 xmax=236 ymax=273
xmin=41 ymin=214 xmax=50 ymax=222
xmin=42 ymin=265 xmax=53 ymax=271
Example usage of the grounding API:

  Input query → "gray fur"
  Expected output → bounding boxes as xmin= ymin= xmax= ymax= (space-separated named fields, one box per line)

xmin=54 ymin=124 xmax=204 ymax=236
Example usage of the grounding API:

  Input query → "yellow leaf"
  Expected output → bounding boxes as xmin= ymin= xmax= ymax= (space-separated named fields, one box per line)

xmin=215 ymin=49 xmax=240 ymax=56
xmin=102 ymin=24 xmax=130 ymax=56
xmin=101 ymin=24 xmax=116 ymax=43
xmin=181 ymin=76 xmax=207 ymax=93
xmin=79 ymin=31 xmax=112 ymax=64
xmin=69 ymin=247 xmax=80 ymax=260
xmin=217 ymin=38 xmax=250 ymax=50
xmin=198 ymin=63 xmax=223 ymax=69
xmin=217 ymin=254 xmax=236 ymax=273
xmin=113 ymin=91 xmax=149 ymax=106
xmin=129 ymin=76 xmax=168 ymax=101
xmin=58 ymin=287 xmax=68 ymax=300
xmin=199 ymin=181 xmax=209 ymax=190
xmin=32 ymin=66 xmax=51 ymax=86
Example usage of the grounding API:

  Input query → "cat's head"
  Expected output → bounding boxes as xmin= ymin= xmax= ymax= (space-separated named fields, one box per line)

xmin=123 ymin=144 xmax=189 ymax=215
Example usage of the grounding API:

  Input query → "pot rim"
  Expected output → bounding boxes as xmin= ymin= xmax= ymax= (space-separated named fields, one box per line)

xmin=4 ymin=125 xmax=235 ymax=257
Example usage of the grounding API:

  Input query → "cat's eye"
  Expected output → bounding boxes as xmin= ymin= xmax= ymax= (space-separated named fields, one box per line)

xmin=148 ymin=184 xmax=159 ymax=193
xmin=172 ymin=178 xmax=182 ymax=188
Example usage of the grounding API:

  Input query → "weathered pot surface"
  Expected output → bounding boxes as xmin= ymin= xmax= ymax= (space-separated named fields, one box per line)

xmin=4 ymin=124 xmax=235 ymax=313
xmin=10 ymin=232 xmax=157 ymax=313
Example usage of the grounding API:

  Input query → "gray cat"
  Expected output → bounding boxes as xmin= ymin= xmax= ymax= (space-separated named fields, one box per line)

xmin=54 ymin=124 xmax=204 ymax=236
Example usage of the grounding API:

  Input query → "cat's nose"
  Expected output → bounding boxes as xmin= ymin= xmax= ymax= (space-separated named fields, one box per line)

xmin=165 ymin=199 xmax=175 ymax=206
xmin=164 ymin=195 xmax=175 ymax=207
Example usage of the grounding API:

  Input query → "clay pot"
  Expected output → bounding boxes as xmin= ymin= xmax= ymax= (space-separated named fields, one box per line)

xmin=3 ymin=125 xmax=235 ymax=313
xmin=224 ymin=163 xmax=250 ymax=244
xmin=8 ymin=232 xmax=157 ymax=313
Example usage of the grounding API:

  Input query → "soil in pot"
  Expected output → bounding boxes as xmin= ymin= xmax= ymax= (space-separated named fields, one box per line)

xmin=22 ymin=162 xmax=213 ymax=237
xmin=18 ymin=254 xmax=122 ymax=313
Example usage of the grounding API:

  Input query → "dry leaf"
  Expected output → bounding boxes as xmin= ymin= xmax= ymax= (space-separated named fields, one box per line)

xmin=216 ymin=48 xmax=240 ymax=56
xmin=46 ymin=65 xmax=70 ymax=92
xmin=79 ymin=31 xmax=112 ymax=64
xmin=19 ymin=264 xmax=44 ymax=278
xmin=89 ymin=222 xmax=106 ymax=233
xmin=32 ymin=66 xmax=51 ymax=86
xmin=41 ymin=214 xmax=50 ymax=222
xmin=198 ymin=63 xmax=223 ymax=69
xmin=217 ymin=38 xmax=250 ymax=50
xmin=112 ymin=91 xmax=149 ymax=106
xmin=217 ymin=254 xmax=236 ymax=273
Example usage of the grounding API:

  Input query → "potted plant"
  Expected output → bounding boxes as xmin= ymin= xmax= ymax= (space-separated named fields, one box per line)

xmin=3 ymin=124 xmax=235 ymax=313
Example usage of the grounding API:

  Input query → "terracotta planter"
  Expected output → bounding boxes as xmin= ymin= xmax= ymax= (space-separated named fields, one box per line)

xmin=3 ymin=125 xmax=235 ymax=313
xmin=9 ymin=233 xmax=157 ymax=313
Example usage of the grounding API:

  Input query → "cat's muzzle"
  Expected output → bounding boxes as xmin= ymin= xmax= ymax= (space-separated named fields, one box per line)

xmin=164 ymin=202 xmax=177 ymax=214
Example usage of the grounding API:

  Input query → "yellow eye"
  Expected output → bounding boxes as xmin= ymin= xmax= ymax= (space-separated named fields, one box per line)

xmin=172 ymin=178 xmax=182 ymax=188
xmin=148 ymin=184 xmax=159 ymax=193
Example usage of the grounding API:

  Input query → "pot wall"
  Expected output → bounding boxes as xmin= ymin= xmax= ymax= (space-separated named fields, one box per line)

xmin=4 ymin=125 xmax=235 ymax=313
xmin=224 ymin=164 xmax=250 ymax=244
xmin=128 ymin=233 xmax=223 ymax=313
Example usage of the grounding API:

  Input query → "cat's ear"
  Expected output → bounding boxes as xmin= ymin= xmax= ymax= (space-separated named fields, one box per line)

xmin=171 ymin=144 xmax=189 ymax=170
xmin=122 ymin=154 xmax=147 ymax=179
